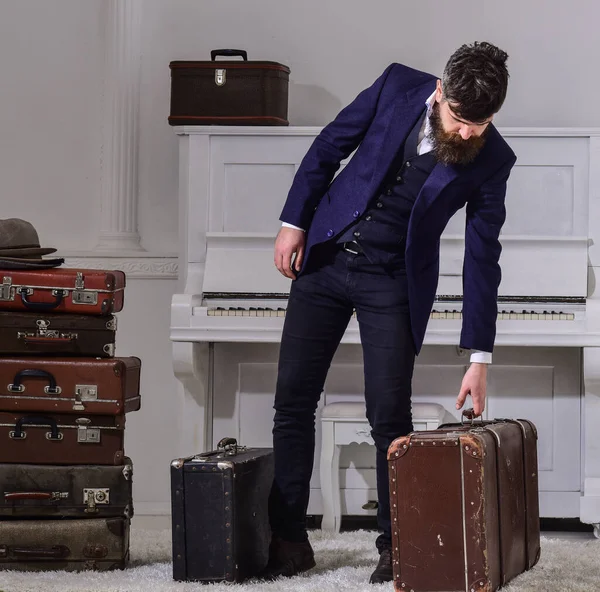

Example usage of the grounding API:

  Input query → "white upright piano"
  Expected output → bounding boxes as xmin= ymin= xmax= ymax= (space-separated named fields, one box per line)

xmin=170 ymin=125 xmax=600 ymax=537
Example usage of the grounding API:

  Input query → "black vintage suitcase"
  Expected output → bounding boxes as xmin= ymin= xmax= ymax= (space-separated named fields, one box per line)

xmin=169 ymin=49 xmax=290 ymax=126
xmin=0 ymin=357 xmax=141 ymax=415
xmin=170 ymin=437 xmax=274 ymax=583
xmin=0 ymin=517 xmax=129 ymax=571
xmin=0 ymin=311 xmax=116 ymax=357
xmin=0 ymin=458 xmax=133 ymax=519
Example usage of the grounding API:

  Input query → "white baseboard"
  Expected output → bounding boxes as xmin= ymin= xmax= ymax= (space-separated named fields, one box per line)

xmin=133 ymin=502 xmax=172 ymax=516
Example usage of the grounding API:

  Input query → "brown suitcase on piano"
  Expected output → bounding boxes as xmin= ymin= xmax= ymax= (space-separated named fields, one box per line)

xmin=0 ymin=311 xmax=117 ymax=357
xmin=387 ymin=409 xmax=540 ymax=592
xmin=169 ymin=49 xmax=290 ymax=126
xmin=0 ymin=357 xmax=141 ymax=415
xmin=0 ymin=268 xmax=125 ymax=316
xmin=0 ymin=412 xmax=125 ymax=465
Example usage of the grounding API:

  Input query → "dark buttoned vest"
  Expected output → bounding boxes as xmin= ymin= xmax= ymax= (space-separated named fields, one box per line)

xmin=336 ymin=108 xmax=437 ymax=267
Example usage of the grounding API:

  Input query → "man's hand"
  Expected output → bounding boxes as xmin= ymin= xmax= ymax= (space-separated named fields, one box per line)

xmin=274 ymin=227 xmax=306 ymax=279
xmin=456 ymin=363 xmax=488 ymax=417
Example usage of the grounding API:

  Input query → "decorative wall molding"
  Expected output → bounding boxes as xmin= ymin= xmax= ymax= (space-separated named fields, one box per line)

xmin=97 ymin=0 xmax=144 ymax=252
xmin=59 ymin=254 xmax=178 ymax=279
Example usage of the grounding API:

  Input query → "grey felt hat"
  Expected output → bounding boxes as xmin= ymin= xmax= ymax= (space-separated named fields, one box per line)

xmin=0 ymin=218 xmax=64 ymax=269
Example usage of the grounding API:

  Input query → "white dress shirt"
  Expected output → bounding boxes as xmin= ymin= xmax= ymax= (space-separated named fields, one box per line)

xmin=281 ymin=90 xmax=492 ymax=364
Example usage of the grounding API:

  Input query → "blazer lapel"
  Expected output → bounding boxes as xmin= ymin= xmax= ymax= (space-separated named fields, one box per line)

xmin=406 ymin=161 xmax=461 ymax=250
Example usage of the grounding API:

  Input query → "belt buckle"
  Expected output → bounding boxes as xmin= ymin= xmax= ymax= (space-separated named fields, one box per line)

xmin=343 ymin=241 xmax=360 ymax=255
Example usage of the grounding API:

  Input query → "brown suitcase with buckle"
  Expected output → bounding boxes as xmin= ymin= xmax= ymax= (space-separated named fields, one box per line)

xmin=0 ymin=517 xmax=130 ymax=571
xmin=0 ymin=268 xmax=125 ymax=316
xmin=0 ymin=458 xmax=133 ymax=519
xmin=169 ymin=49 xmax=290 ymax=126
xmin=0 ymin=412 xmax=125 ymax=465
xmin=0 ymin=311 xmax=117 ymax=357
xmin=387 ymin=409 xmax=540 ymax=592
xmin=0 ymin=357 xmax=141 ymax=415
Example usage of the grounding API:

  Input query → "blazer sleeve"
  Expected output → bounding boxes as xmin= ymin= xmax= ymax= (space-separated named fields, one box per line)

xmin=459 ymin=156 xmax=517 ymax=352
xmin=279 ymin=64 xmax=395 ymax=230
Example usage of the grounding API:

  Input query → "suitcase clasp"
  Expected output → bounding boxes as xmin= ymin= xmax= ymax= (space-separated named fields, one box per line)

xmin=215 ymin=68 xmax=227 ymax=86
xmin=72 ymin=272 xmax=98 ymax=306
xmin=83 ymin=488 xmax=110 ymax=513
xmin=0 ymin=277 xmax=14 ymax=301
xmin=74 ymin=385 xmax=98 ymax=411
xmin=76 ymin=418 xmax=101 ymax=444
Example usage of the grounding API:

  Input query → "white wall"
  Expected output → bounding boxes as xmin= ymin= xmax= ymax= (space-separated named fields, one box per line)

xmin=0 ymin=0 xmax=598 ymax=520
xmin=139 ymin=0 xmax=600 ymax=252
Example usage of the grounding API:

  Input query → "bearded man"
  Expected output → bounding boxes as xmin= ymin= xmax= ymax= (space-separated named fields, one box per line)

xmin=263 ymin=41 xmax=516 ymax=584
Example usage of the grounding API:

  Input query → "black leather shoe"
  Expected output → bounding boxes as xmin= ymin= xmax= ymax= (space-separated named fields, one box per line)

xmin=258 ymin=535 xmax=316 ymax=580
xmin=369 ymin=547 xmax=393 ymax=584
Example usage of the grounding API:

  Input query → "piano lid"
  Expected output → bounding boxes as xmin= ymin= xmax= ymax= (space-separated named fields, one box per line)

xmin=202 ymin=232 xmax=589 ymax=298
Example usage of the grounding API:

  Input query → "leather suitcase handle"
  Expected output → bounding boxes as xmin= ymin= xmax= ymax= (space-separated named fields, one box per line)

xmin=23 ymin=335 xmax=76 ymax=346
xmin=11 ymin=545 xmax=70 ymax=558
xmin=211 ymin=49 xmax=248 ymax=61
xmin=18 ymin=288 xmax=64 ymax=311
xmin=4 ymin=491 xmax=68 ymax=501
xmin=8 ymin=369 xmax=61 ymax=395
xmin=10 ymin=415 xmax=63 ymax=441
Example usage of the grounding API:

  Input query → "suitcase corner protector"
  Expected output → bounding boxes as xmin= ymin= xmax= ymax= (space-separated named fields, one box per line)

xmin=387 ymin=435 xmax=412 ymax=460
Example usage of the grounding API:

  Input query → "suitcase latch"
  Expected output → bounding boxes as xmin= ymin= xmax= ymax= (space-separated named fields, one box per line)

xmin=83 ymin=488 xmax=110 ymax=513
xmin=74 ymin=385 xmax=98 ymax=411
xmin=72 ymin=272 xmax=98 ymax=305
xmin=215 ymin=68 xmax=226 ymax=86
xmin=76 ymin=418 xmax=101 ymax=443
xmin=0 ymin=277 xmax=14 ymax=301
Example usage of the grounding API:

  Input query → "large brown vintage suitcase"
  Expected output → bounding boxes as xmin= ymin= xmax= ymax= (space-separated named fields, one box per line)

xmin=170 ymin=437 xmax=274 ymax=583
xmin=0 ymin=311 xmax=117 ymax=357
xmin=0 ymin=517 xmax=129 ymax=571
xmin=0 ymin=412 xmax=125 ymax=465
xmin=0 ymin=357 xmax=141 ymax=415
xmin=0 ymin=268 xmax=125 ymax=316
xmin=388 ymin=410 xmax=540 ymax=592
xmin=0 ymin=458 xmax=133 ymax=519
xmin=169 ymin=49 xmax=290 ymax=126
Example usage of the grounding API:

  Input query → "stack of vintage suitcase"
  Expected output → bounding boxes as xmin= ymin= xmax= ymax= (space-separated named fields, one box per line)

xmin=0 ymin=267 xmax=141 ymax=571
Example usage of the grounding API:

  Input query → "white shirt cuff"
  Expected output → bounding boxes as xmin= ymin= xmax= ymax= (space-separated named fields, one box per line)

xmin=470 ymin=350 xmax=492 ymax=364
xmin=282 ymin=222 xmax=305 ymax=232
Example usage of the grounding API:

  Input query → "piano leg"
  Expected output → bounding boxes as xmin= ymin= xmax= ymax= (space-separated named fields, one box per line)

xmin=172 ymin=341 xmax=213 ymax=454
xmin=581 ymin=347 xmax=600 ymax=538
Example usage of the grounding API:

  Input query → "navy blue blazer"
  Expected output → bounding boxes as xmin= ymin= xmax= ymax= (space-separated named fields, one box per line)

xmin=279 ymin=63 xmax=517 ymax=355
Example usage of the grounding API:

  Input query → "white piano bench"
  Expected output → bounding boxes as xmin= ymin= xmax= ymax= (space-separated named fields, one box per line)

xmin=319 ymin=401 xmax=447 ymax=532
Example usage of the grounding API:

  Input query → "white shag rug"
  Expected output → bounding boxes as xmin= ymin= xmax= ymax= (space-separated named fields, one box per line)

xmin=0 ymin=528 xmax=598 ymax=592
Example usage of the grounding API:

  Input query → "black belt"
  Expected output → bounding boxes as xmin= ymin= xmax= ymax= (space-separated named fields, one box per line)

xmin=341 ymin=241 xmax=363 ymax=255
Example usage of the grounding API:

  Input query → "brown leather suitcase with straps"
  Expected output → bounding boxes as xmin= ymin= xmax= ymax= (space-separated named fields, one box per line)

xmin=0 ymin=357 xmax=141 ymax=415
xmin=387 ymin=409 xmax=540 ymax=592
xmin=0 ymin=268 xmax=125 ymax=316
xmin=0 ymin=311 xmax=117 ymax=357
xmin=0 ymin=412 xmax=125 ymax=465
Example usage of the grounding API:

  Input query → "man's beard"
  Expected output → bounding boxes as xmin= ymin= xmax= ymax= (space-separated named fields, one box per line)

xmin=428 ymin=102 xmax=488 ymax=166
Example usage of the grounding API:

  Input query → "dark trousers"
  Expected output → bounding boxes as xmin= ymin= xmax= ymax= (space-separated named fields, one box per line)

xmin=268 ymin=242 xmax=416 ymax=551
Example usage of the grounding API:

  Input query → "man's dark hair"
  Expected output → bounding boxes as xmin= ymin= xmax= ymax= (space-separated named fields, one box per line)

xmin=442 ymin=41 xmax=509 ymax=124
